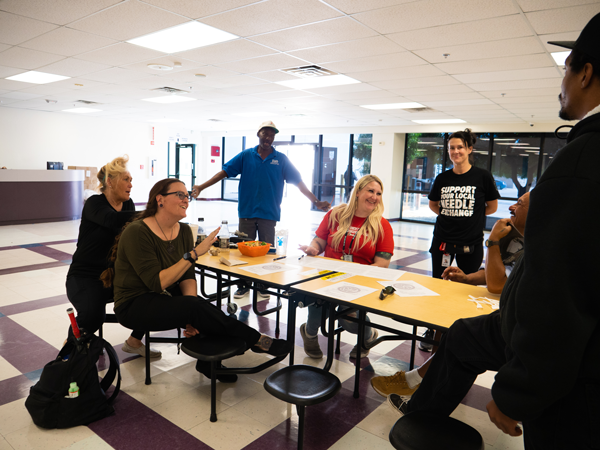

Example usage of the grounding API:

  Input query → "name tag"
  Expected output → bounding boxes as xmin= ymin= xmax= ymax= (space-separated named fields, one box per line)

xmin=341 ymin=255 xmax=353 ymax=262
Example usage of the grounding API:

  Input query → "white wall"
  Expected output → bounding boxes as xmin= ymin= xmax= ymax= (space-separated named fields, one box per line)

xmin=370 ymin=132 xmax=405 ymax=220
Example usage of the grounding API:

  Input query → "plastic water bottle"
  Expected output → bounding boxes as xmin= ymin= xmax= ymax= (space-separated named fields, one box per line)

xmin=275 ymin=229 xmax=288 ymax=256
xmin=68 ymin=382 xmax=79 ymax=398
xmin=219 ymin=220 xmax=230 ymax=253
xmin=196 ymin=218 xmax=207 ymax=245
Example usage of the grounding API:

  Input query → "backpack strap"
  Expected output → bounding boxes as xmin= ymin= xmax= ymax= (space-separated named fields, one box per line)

xmin=99 ymin=339 xmax=121 ymax=404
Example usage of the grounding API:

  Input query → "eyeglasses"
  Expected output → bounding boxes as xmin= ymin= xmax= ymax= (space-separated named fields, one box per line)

xmin=163 ymin=191 xmax=191 ymax=201
xmin=379 ymin=286 xmax=396 ymax=300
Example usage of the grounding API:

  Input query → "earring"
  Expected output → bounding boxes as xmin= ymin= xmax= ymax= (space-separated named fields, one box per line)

xmin=159 ymin=204 xmax=163 ymax=207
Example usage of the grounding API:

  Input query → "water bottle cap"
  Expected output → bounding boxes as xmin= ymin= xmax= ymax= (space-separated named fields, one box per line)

xmin=198 ymin=218 xmax=204 ymax=222
xmin=222 ymin=220 xmax=228 ymax=224
xmin=70 ymin=382 xmax=78 ymax=388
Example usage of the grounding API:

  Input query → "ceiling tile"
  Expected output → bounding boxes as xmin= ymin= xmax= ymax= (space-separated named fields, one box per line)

xmin=20 ymin=28 xmax=117 ymax=57
xmin=389 ymin=84 xmax=476 ymax=96
xmin=414 ymin=37 xmax=546 ymax=64
xmin=419 ymin=98 xmax=495 ymax=107
xmin=175 ymin=39 xmax=276 ymax=65
xmin=525 ymin=4 xmax=600 ymax=34
xmin=353 ymin=0 xmax=518 ymax=34
xmin=0 ymin=47 xmax=65 ymax=70
xmin=200 ymin=0 xmax=342 ymax=36
xmin=540 ymin=31 xmax=580 ymax=52
xmin=435 ymin=54 xmax=555 ymax=75
xmin=407 ymin=92 xmax=484 ymax=102
xmin=0 ymin=0 xmax=123 ymax=25
xmin=453 ymin=67 xmax=561 ymax=84
xmin=388 ymin=15 xmax=533 ymax=50
xmin=139 ymin=0 xmax=261 ymax=19
xmin=495 ymin=95 xmax=559 ymax=105
xmin=79 ymin=67 xmax=150 ymax=83
xmin=0 ymin=11 xmax=58 ymax=46
xmin=324 ymin=0 xmax=415 ymax=14
xmin=228 ymin=83 xmax=291 ymax=95
xmin=161 ymin=66 xmax=240 ymax=83
xmin=324 ymin=52 xmax=428 ymax=74
xmin=17 ymin=84 xmax=75 ymax=96
xmin=194 ymin=74 xmax=266 ymax=89
xmin=467 ymin=77 xmax=561 ymax=92
xmin=325 ymin=90 xmax=403 ymax=101
xmin=216 ymin=54 xmax=310 ymax=74
xmin=517 ymin=0 xmax=599 ymax=13
xmin=371 ymin=75 xmax=461 ymax=90
xmin=36 ymin=58 xmax=112 ymax=77
xmin=69 ymin=1 xmax=188 ymax=41
xmin=251 ymin=70 xmax=299 ymax=82
xmin=0 ymin=44 xmax=9 ymax=52
xmin=0 ymin=64 xmax=22 ymax=78
xmin=288 ymin=36 xmax=405 ymax=64
xmin=121 ymin=57 xmax=205 ymax=75
xmin=77 ymin=43 xmax=167 ymax=67
xmin=304 ymin=83 xmax=382 ymax=95
xmin=480 ymin=87 xmax=560 ymax=98
xmin=249 ymin=17 xmax=378 ymax=52
xmin=347 ymin=65 xmax=446 ymax=82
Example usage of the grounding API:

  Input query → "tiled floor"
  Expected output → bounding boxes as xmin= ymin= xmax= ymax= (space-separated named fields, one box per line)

xmin=0 ymin=200 xmax=526 ymax=450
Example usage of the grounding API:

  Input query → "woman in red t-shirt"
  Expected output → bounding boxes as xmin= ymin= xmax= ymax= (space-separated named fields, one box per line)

xmin=298 ymin=175 xmax=394 ymax=359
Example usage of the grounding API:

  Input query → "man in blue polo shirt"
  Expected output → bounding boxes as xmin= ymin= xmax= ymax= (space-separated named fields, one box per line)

xmin=192 ymin=120 xmax=330 ymax=298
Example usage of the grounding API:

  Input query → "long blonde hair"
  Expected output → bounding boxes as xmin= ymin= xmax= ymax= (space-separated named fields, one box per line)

xmin=97 ymin=155 xmax=129 ymax=192
xmin=328 ymin=175 xmax=385 ymax=252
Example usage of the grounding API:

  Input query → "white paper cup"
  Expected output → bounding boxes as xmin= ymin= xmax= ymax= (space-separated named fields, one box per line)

xmin=189 ymin=224 xmax=199 ymax=243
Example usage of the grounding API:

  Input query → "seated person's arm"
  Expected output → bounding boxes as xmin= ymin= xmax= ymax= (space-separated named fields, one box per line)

xmin=485 ymin=218 xmax=512 ymax=294
xmin=443 ymin=266 xmax=487 ymax=285
xmin=428 ymin=200 xmax=440 ymax=215
xmin=373 ymin=252 xmax=391 ymax=268
xmin=299 ymin=236 xmax=327 ymax=256
xmin=179 ymin=278 xmax=197 ymax=297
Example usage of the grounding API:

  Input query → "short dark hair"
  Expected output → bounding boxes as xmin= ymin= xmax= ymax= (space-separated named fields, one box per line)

xmin=569 ymin=48 xmax=599 ymax=82
xmin=448 ymin=128 xmax=477 ymax=148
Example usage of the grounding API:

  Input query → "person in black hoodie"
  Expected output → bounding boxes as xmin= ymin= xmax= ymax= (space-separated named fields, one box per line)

xmin=388 ymin=13 xmax=600 ymax=450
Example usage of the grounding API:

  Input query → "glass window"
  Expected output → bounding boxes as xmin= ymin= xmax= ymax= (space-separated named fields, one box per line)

xmin=471 ymin=133 xmax=491 ymax=171
xmin=404 ymin=133 xmax=445 ymax=192
xmin=490 ymin=133 xmax=540 ymax=199
xmin=223 ymin=136 xmax=244 ymax=172
xmin=222 ymin=179 xmax=239 ymax=201
xmin=244 ymin=134 xmax=258 ymax=149
xmin=352 ymin=134 xmax=372 ymax=178
xmin=540 ymin=134 xmax=563 ymax=172
xmin=294 ymin=134 xmax=320 ymax=144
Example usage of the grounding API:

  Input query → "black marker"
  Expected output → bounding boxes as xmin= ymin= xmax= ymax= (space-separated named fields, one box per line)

xmin=273 ymin=256 xmax=286 ymax=261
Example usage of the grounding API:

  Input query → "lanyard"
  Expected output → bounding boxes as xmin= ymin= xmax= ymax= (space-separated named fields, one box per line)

xmin=342 ymin=218 xmax=366 ymax=255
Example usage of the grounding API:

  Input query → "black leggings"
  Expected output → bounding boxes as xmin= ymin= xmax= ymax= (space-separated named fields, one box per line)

xmin=115 ymin=291 xmax=261 ymax=349
xmin=429 ymin=239 xmax=483 ymax=279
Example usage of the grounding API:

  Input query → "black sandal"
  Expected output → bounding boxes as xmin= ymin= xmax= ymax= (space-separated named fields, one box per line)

xmin=251 ymin=338 xmax=292 ymax=357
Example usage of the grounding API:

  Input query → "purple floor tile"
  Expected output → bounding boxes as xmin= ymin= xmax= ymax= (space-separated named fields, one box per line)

xmin=462 ymin=383 xmax=493 ymax=413
xmin=25 ymin=245 xmax=73 ymax=261
xmin=385 ymin=341 xmax=430 ymax=368
xmin=0 ymin=261 xmax=67 ymax=276
xmin=0 ymin=374 xmax=36 ymax=407
xmin=89 ymin=391 xmax=213 ymax=450
xmin=0 ymin=317 xmax=59 ymax=373
xmin=0 ymin=294 xmax=69 ymax=316
xmin=39 ymin=239 xmax=78 ymax=246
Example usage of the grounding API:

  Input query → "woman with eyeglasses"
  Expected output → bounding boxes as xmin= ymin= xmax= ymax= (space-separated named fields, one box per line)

xmin=297 ymin=175 xmax=394 ymax=360
xmin=100 ymin=178 xmax=291 ymax=382
xmin=66 ymin=155 xmax=160 ymax=357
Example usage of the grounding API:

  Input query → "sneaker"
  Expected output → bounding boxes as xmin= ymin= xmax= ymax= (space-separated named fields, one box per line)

xmin=122 ymin=341 xmax=162 ymax=358
xmin=234 ymin=287 xmax=249 ymax=298
xmin=256 ymin=284 xmax=270 ymax=299
xmin=349 ymin=329 xmax=379 ymax=359
xmin=370 ymin=371 xmax=420 ymax=398
xmin=195 ymin=360 xmax=238 ymax=383
xmin=299 ymin=323 xmax=323 ymax=359
xmin=387 ymin=393 xmax=409 ymax=417
xmin=418 ymin=328 xmax=435 ymax=352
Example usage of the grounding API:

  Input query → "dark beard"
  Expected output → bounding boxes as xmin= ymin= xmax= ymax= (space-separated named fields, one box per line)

xmin=559 ymin=107 xmax=577 ymax=121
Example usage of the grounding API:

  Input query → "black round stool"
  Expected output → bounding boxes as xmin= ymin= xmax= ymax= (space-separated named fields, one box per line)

xmin=181 ymin=335 xmax=246 ymax=422
xmin=264 ymin=365 xmax=341 ymax=450
xmin=389 ymin=411 xmax=484 ymax=450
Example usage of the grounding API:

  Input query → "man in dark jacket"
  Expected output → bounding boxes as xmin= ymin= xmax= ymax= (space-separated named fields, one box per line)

xmin=389 ymin=13 xmax=600 ymax=450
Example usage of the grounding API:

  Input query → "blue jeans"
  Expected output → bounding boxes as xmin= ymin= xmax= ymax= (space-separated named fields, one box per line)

xmin=305 ymin=301 xmax=372 ymax=341
xmin=66 ymin=277 xmax=144 ymax=340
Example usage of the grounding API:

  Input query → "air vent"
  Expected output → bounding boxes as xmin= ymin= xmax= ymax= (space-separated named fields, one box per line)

xmin=207 ymin=119 xmax=222 ymax=122
xmin=280 ymin=65 xmax=337 ymax=79
xmin=405 ymin=107 xmax=436 ymax=113
xmin=151 ymin=87 xmax=190 ymax=94
xmin=76 ymin=100 xmax=100 ymax=105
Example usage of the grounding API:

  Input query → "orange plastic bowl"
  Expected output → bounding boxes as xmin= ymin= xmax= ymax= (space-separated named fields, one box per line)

xmin=237 ymin=241 xmax=271 ymax=257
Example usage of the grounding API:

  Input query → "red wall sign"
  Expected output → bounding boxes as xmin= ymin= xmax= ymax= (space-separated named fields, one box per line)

xmin=211 ymin=146 xmax=220 ymax=157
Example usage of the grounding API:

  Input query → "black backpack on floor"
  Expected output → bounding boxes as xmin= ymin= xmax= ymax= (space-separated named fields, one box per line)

xmin=25 ymin=331 xmax=121 ymax=429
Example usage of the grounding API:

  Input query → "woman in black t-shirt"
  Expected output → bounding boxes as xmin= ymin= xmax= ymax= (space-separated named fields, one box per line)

xmin=428 ymin=129 xmax=500 ymax=279
xmin=66 ymin=156 xmax=160 ymax=357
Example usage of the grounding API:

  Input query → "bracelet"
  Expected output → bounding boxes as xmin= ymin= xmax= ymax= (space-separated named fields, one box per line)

xmin=191 ymin=249 xmax=198 ymax=260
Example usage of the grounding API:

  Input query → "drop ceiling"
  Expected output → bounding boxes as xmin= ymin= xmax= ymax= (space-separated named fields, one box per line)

xmin=1 ymin=0 xmax=598 ymax=131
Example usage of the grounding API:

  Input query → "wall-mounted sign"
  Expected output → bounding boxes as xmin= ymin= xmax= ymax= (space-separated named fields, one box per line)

xmin=211 ymin=146 xmax=220 ymax=157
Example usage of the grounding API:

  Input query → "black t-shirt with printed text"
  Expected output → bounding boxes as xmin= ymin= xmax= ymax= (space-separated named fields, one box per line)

xmin=428 ymin=166 xmax=500 ymax=246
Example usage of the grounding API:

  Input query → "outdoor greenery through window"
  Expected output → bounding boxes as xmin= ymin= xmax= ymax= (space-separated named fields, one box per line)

xmin=401 ymin=131 xmax=564 ymax=228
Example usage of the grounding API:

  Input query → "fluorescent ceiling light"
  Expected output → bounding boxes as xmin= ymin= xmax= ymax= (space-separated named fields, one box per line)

xmin=417 ymin=141 xmax=438 ymax=144
xmin=142 ymin=96 xmax=196 ymax=104
xmin=412 ymin=119 xmax=466 ymax=124
xmin=150 ymin=118 xmax=180 ymax=123
xmin=361 ymin=102 xmax=424 ymax=110
xmin=524 ymin=148 xmax=540 ymax=151
xmin=63 ymin=107 xmax=102 ymax=113
xmin=7 ymin=71 xmax=70 ymax=84
xmin=519 ymin=154 xmax=530 ymax=156
xmin=497 ymin=142 xmax=524 ymax=145
xmin=551 ymin=51 xmax=570 ymax=66
xmin=275 ymin=74 xmax=360 ymax=90
xmin=128 ymin=21 xmax=238 ymax=53
xmin=494 ymin=138 xmax=516 ymax=141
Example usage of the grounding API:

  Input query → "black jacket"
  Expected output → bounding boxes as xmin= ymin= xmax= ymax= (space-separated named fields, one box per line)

xmin=493 ymin=111 xmax=600 ymax=420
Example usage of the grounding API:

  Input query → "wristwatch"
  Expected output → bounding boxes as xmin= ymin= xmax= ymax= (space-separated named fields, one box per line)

xmin=485 ymin=239 xmax=500 ymax=248
xmin=183 ymin=252 xmax=197 ymax=263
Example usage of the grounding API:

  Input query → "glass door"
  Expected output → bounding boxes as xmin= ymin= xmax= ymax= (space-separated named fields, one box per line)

xmin=167 ymin=143 xmax=196 ymax=193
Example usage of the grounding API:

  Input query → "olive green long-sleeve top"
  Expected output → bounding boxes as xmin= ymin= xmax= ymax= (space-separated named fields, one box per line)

xmin=114 ymin=219 xmax=194 ymax=310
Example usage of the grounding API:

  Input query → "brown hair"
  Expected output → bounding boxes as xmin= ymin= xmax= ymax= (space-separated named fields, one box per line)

xmin=97 ymin=155 xmax=129 ymax=192
xmin=448 ymin=128 xmax=476 ymax=148
xmin=100 ymin=178 xmax=184 ymax=287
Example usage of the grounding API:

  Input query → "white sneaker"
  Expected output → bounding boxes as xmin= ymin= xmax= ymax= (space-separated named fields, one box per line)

xmin=122 ymin=341 xmax=161 ymax=358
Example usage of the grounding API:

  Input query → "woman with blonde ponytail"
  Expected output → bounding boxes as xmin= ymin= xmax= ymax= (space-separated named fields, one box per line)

xmin=66 ymin=155 xmax=160 ymax=358
xmin=298 ymin=175 xmax=394 ymax=360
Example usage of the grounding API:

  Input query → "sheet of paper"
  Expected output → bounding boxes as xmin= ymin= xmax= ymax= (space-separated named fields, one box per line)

xmin=360 ymin=266 xmax=405 ymax=281
xmin=241 ymin=262 xmax=296 ymax=276
xmin=377 ymin=280 xmax=439 ymax=297
xmin=299 ymin=256 xmax=405 ymax=281
xmin=312 ymin=282 xmax=377 ymax=302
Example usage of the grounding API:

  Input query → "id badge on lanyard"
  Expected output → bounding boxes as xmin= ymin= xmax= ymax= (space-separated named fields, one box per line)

xmin=341 ymin=254 xmax=353 ymax=262
xmin=341 ymin=220 xmax=364 ymax=263
xmin=440 ymin=241 xmax=451 ymax=267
